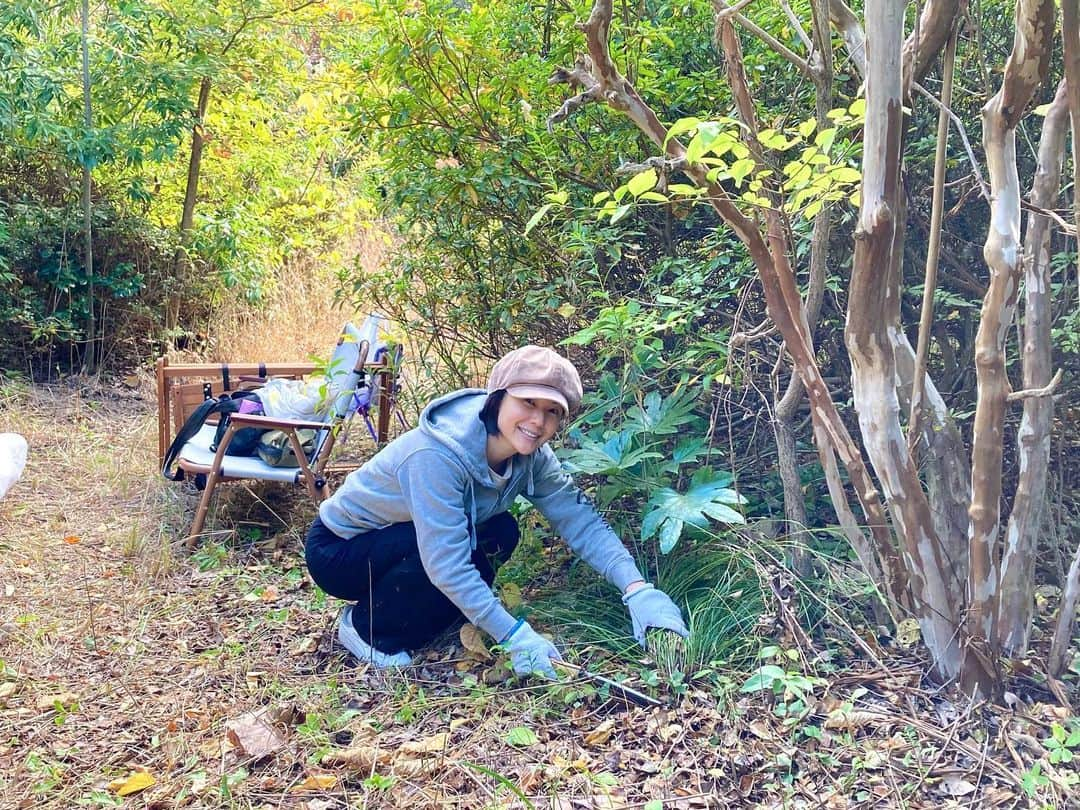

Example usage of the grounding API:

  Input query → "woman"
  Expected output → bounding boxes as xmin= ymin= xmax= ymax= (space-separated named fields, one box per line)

xmin=305 ymin=345 xmax=689 ymax=677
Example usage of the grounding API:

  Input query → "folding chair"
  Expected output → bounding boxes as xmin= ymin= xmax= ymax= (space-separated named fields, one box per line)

xmin=156 ymin=316 xmax=400 ymax=548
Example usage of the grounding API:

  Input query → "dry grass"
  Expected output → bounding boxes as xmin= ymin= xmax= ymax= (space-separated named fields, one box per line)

xmin=0 ymin=248 xmax=1074 ymax=807
xmin=1 ymin=379 xmax=1073 ymax=809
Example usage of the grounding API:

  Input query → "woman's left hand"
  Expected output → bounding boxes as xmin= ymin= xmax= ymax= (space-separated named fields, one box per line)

xmin=622 ymin=584 xmax=690 ymax=647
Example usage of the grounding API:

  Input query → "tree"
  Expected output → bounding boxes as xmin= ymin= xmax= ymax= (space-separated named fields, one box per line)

xmin=549 ymin=0 xmax=1074 ymax=698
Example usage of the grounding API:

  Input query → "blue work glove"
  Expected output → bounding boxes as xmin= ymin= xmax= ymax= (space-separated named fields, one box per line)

xmin=502 ymin=621 xmax=561 ymax=680
xmin=622 ymin=584 xmax=690 ymax=647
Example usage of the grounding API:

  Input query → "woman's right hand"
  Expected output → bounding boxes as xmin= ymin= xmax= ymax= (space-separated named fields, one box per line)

xmin=503 ymin=621 xmax=560 ymax=679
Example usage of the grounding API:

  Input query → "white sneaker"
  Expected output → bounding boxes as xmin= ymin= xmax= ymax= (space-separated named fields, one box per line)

xmin=337 ymin=605 xmax=412 ymax=668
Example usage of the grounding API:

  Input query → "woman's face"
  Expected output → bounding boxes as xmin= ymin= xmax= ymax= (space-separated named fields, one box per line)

xmin=494 ymin=394 xmax=563 ymax=457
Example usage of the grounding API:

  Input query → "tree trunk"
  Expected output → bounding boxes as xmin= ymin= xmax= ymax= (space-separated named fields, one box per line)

xmin=80 ymin=0 xmax=95 ymax=374
xmin=901 ymin=0 xmax=962 ymax=94
xmin=997 ymin=80 xmax=1067 ymax=654
xmin=1049 ymin=539 xmax=1080 ymax=677
xmin=966 ymin=0 xmax=1054 ymax=696
xmin=848 ymin=0 xmax=965 ymax=683
xmin=167 ymin=76 xmax=213 ymax=340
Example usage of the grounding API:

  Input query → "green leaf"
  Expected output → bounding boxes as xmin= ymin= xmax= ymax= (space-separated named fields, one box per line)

xmin=638 ymin=191 xmax=669 ymax=203
xmin=740 ymin=665 xmax=785 ymax=692
xmin=758 ymin=128 xmax=789 ymax=150
xmin=830 ymin=166 xmax=861 ymax=183
xmin=814 ymin=128 xmax=837 ymax=152
xmin=504 ymin=726 xmax=538 ymax=747
xmin=657 ymin=517 xmax=684 ymax=553
xmin=592 ymin=190 xmax=611 ymax=205
xmin=524 ymin=203 xmax=553 ymax=236
xmin=627 ymin=169 xmax=658 ymax=197
xmin=797 ymin=117 xmax=817 ymax=138
xmin=848 ymin=97 xmax=866 ymax=118
xmin=545 ymin=190 xmax=569 ymax=205
xmin=668 ymin=183 xmax=705 ymax=196
xmin=663 ymin=116 xmax=701 ymax=148
xmin=729 ymin=158 xmax=756 ymax=187
xmin=609 ymin=203 xmax=633 ymax=224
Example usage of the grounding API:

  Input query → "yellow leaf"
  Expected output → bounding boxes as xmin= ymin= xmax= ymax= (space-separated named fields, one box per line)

xmin=896 ymin=617 xmax=921 ymax=648
xmin=291 ymin=773 xmax=337 ymax=791
xmin=583 ymin=719 xmax=615 ymax=746
xmin=108 ymin=771 xmax=155 ymax=796
xmin=499 ymin=582 xmax=523 ymax=609
xmin=556 ymin=304 xmax=576 ymax=320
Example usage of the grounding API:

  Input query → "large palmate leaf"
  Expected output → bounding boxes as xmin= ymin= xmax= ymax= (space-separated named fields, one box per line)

xmin=624 ymin=389 xmax=699 ymax=436
xmin=561 ymin=430 xmax=662 ymax=475
xmin=641 ymin=472 xmax=746 ymax=553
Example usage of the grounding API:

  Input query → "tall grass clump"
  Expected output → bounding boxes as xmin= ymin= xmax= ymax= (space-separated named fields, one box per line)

xmin=532 ymin=531 xmax=768 ymax=678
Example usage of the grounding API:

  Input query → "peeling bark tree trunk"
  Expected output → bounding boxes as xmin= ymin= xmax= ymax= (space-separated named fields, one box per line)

xmin=549 ymin=0 xmax=909 ymax=610
xmin=848 ymin=0 xmax=965 ymax=683
xmin=901 ymin=0 xmax=961 ymax=93
xmin=167 ymin=76 xmax=212 ymax=339
xmin=997 ymin=80 xmax=1067 ymax=654
xmin=1050 ymin=540 xmax=1080 ymax=677
xmin=966 ymin=0 xmax=1054 ymax=696
xmin=833 ymin=0 xmax=971 ymax=600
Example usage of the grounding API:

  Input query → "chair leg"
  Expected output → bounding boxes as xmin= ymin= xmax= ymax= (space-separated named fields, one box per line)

xmin=185 ymin=473 xmax=219 ymax=550
xmin=185 ymin=423 xmax=236 ymax=550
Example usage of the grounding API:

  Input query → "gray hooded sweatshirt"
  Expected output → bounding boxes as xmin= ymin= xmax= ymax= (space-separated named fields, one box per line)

xmin=318 ymin=389 xmax=644 ymax=643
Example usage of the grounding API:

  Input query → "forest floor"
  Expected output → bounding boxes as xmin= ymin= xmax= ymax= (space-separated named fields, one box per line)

xmin=1 ymin=376 xmax=1079 ymax=810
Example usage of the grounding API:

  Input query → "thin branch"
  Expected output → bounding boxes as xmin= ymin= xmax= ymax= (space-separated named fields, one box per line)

xmin=909 ymin=24 xmax=957 ymax=452
xmin=1020 ymin=199 xmax=1078 ymax=237
xmin=714 ymin=0 xmax=759 ymax=17
xmin=912 ymin=81 xmax=989 ymax=200
xmin=1006 ymin=368 xmax=1063 ymax=402
xmin=614 ymin=156 xmax=688 ymax=174
xmin=779 ymin=0 xmax=814 ymax=52
xmin=713 ymin=0 xmax=814 ymax=78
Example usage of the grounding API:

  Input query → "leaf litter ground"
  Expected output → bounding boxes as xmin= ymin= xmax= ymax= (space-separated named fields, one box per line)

xmin=1 ymin=379 xmax=1077 ymax=809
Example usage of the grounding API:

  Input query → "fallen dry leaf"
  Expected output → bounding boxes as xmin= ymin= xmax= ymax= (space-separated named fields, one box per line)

xmin=321 ymin=744 xmax=391 ymax=769
xmin=400 ymin=732 xmax=449 ymax=755
xmin=291 ymin=773 xmax=337 ymax=791
xmin=392 ymin=756 xmax=440 ymax=778
xmin=62 ymin=535 xmax=80 ymax=545
xmin=459 ymin=623 xmax=492 ymax=660
xmin=35 ymin=691 xmax=78 ymax=711
xmin=107 ymin=770 xmax=155 ymax=796
xmin=226 ymin=710 xmax=287 ymax=759
xmin=938 ymin=774 xmax=977 ymax=797
xmin=584 ymin=719 xmax=615 ymax=746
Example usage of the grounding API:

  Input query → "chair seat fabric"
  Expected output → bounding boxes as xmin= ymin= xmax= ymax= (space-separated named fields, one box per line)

xmin=178 ymin=424 xmax=305 ymax=483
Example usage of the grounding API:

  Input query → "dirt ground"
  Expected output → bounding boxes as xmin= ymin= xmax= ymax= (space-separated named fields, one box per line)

xmin=1 ymin=378 xmax=1078 ymax=809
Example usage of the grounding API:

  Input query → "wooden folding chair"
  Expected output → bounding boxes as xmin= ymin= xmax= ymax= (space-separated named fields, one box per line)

xmin=156 ymin=318 xmax=400 ymax=548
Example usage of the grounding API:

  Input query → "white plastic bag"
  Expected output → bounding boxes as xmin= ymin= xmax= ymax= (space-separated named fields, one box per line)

xmin=0 ymin=433 xmax=28 ymax=500
xmin=255 ymin=377 xmax=334 ymax=420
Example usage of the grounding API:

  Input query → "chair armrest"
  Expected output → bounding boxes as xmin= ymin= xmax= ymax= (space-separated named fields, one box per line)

xmin=228 ymin=413 xmax=331 ymax=431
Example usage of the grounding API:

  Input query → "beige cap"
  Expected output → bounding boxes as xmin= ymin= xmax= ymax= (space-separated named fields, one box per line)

xmin=487 ymin=345 xmax=583 ymax=415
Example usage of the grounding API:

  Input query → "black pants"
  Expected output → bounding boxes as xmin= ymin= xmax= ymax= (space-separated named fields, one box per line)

xmin=304 ymin=512 xmax=519 ymax=653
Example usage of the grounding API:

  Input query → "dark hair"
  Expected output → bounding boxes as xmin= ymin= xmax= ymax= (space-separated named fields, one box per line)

xmin=479 ymin=390 xmax=506 ymax=435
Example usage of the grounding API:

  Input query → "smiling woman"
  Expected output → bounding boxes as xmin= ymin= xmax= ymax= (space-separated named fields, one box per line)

xmin=302 ymin=345 xmax=689 ymax=677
